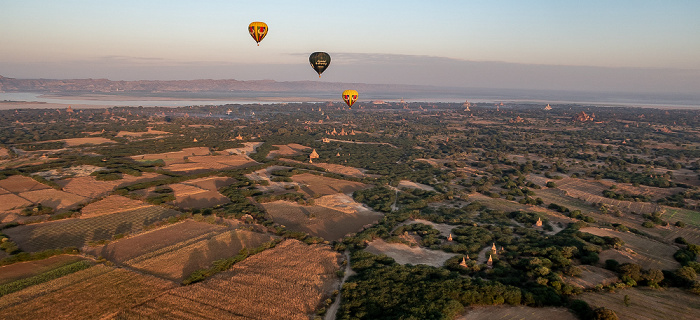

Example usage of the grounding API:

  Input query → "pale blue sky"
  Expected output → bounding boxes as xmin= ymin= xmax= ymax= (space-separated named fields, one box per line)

xmin=1 ymin=0 xmax=699 ymax=93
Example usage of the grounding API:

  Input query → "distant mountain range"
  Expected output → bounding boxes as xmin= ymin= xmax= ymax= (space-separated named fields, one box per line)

xmin=0 ymin=75 xmax=459 ymax=95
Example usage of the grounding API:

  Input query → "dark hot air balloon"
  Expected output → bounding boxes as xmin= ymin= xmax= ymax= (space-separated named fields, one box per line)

xmin=309 ymin=52 xmax=331 ymax=77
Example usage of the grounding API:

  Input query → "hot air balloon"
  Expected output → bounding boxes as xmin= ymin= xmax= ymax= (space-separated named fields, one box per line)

xmin=248 ymin=22 xmax=268 ymax=46
xmin=309 ymin=52 xmax=331 ymax=77
xmin=342 ymin=90 xmax=358 ymax=108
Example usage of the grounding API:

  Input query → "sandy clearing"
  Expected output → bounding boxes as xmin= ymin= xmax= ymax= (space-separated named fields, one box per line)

xmin=62 ymin=137 xmax=115 ymax=147
xmin=364 ymin=239 xmax=457 ymax=267
xmin=398 ymin=180 xmax=435 ymax=191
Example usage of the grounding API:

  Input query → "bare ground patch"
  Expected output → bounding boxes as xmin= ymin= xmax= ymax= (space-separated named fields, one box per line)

xmin=291 ymin=173 xmax=367 ymax=197
xmin=263 ymin=200 xmax=382 ymax=241
xmin=398 ymin=180 xmax=436 ymax=191
xmin=458 ymin=306 xmax=578 ymax=320
xmin=364 ymin=239 xmax=457 ymax=267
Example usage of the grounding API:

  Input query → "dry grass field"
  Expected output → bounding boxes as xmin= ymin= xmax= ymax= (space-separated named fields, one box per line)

xmin=267 ymin=143 xmax=310 ymax=159
xmin=62 ymin=137 xmax=115 ymax=147
xmin=79 ymin=195 xmax=151 ymax=218
xmin=0 ymin=254 xmax=85 ymax=285
xmin=263 ymin=199 xmax=382 ymax=241
xmin=132 ymin=147 xmax=211 ymax=165
xmin=0 ymin=147 xmax=9 ymax=158
xmin=0 ymin=264 xmax=176 ymax=320
xmin=125 ymin=229 xmax=273 ymax=282
xmin=0 ymin=175 xmax=51 ymax=193
xmin=58 ymin=172 xmax=162 ymax=198
xmin=116 ymin=239 xmax=341 ymax=320
xmin=580 ymin=227 xmax=679 ymax=270
xmin=564 ymin=265 xmax=619 ymax=289
xmin=3 ymin=206 xmax=182 ymax=252
xmin=85 ymin=220 xmax=226 ymax=262
xmin=166 ymin=178 xmax=233 ymax=209
xmin=291 ymin=173 xmax=367 ymax=197
xmin=116 ymin=128 xmax=170 ymax=137
xmin=578 ymin=287 xmax=700 ymax=320
xmin=163 ymin=154 xmax=256 ymax=173
xmin=364 ymin=239 xmax=457 ymax=267
xmin=18 ymin=189 xmax=87 ymax=211
xmin=458 ymin=306 xmax=578 ymax=320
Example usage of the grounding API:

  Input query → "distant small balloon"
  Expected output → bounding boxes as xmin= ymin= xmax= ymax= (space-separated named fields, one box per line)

xmin=309 ymin=52 xmax=331 ymax=77
xmin=342 ymin=90 xmax=358 ymax=108
xmin=248 ymin=22 xmax=268 ymax=46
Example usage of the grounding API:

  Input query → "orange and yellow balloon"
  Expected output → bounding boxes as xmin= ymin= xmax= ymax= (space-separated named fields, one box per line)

xmin=342 ymin=90 xmax=358 ymax=108
xmin=248 ymin=22 xmax=268 ymax=46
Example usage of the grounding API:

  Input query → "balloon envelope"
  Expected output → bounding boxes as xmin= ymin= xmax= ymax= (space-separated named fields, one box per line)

xmin=342 ymin=90 xmax=358 ymax=108
xmin=309 ymin=52 xmax=331 ymax=77
xmin=248 ymin=22 xmax=268 ymax=46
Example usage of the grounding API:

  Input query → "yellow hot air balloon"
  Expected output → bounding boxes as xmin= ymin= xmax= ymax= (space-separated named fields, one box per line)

xmin=248 ymin=22 xmax=268 ymax=46
xmin=342 ymin=90 xmax=358 ymax=108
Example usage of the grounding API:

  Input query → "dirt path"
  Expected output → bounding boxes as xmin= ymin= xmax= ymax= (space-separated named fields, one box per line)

xmin=477 ymin=245 xmax=492 ymax=264
xmin=325 ymin=250 xmax=354 ymax=320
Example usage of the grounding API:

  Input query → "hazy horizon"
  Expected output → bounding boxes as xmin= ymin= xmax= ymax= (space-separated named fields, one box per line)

xmin=2 ymin=1 xmax=699 ymax=96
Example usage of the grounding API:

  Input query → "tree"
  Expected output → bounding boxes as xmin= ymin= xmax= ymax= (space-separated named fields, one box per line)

xmin=593 ymin=307 xmax=619 ymax=320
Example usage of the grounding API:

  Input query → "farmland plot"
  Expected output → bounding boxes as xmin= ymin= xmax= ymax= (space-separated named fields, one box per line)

xmin=459 ymin=306 xmax=578 ymax=320
xmin=580 ymin=227 xmax=679 ymax=270
xmin=0 ymin=265 xmax=176 ymax=320
xmin=0 ymin=254 xmax=85 ymax=285
xmin=18 ymin=189 xmax=87 ymax=211
xmin=164 ymin=154 xmax=256 ymax=173
xmin=59 ymin=172 xmax=162 ymax=198
xmin=578 ymin=287 xmax=700 ymax=320
xmin=84 ymin=220 xmax=226 ymax=262
xmin=264 ymin=199 xmax=382 ymax=241
xmin=0 ymin=193 xmax=32 ymax=211
xmin=4 ymin=206 xmax=182 ymax=252
xmin=125 ymin=229 xmax=273 ymax=282
xmin=117 ymin=239 xmax=342 ymax=320
xmin=291 ymin=173 xmax=367 ymax=197
xmin=0 ymin=175 xmax=51 ymax=193
xmin=364 ymin=239 xmax=457 ymax=267
xmin=564 ymin=265 xmax=618 ymax=289
xmin=167 ymin=182 xmax=231 ymax=209
xmin=79 ymin=195 xmax=151 ymax=218
xmin=132 ymin=147 xmax=211 ymax=165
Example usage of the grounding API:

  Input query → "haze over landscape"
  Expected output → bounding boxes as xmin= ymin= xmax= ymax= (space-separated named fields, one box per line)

xmin=2 ymin=0 xmax=700 ymax=102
